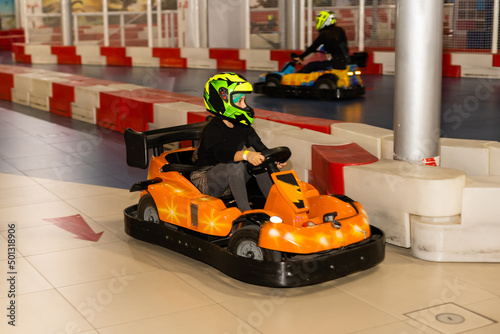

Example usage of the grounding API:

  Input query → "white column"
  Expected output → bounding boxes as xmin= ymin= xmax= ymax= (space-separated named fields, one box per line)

xmin=359 ymin=0 xmax=365 ymax=51
xmin=307 ymin=0 xmax=312 ymax=46
xmin=147 ymin=0 xmax=153 ymax=47
xmin=285 ymin=0 xmax=300 ymax=49
xmin=61 ymin=0 xmax=73 ymax=46
xmin=103 ymin=0 xmax=109 ymax=46
xmin=493 ymin=0 xmax=499 ymax=54
xmin=393 ymin=0 xmax=443 ymax=165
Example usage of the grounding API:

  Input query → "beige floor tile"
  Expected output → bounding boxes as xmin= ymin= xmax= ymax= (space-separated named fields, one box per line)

xmin=0 ymin=173 xmax=39 ymax=189
xmin=13 ymin=217 xmax=120 ymax=256
xmin=0 ymin=289 xmax=94 ymax=334
xmin=26 ymin=241 xmax=163 ymax=287
xmin=58 ymin=270 xmax=216 ymax=328
xmin=0 ymin=183 xmax=60 ymax=208
xmin=65 ymin=191 xmax=139 ymax=219
xmin=464 ymin=297 xmax=500 ymax=333
xmin=0 ymin=235 xmax=7 ymax=261
xmin=0 ymin=200 xmax=82 ymax=230
xmin=169 ymin=259 xmax=297 ymax=303
xmin=220 ymin=285 xmax=398 ymax=334
xmin=353 ymin=320 xmax=441 ymax=334
xmin=333 ymin=260 xmax=497 ymax=320
xmin=129 ymin=237 xmax=206 ymax=269
xmin=418 ymin=261 xmax=500 ymax=296
xmin=0 ymin=258 xmax=52 ymax=295
xmin=93 ymin=213 xmax=131 ymax=241
xmin=97 ymin=304 xmax=262 ymax=334
xmin=405 ymin=303 xmax=496 ymax=334
xmin=40 ymin=179 xmax=127 ymax=199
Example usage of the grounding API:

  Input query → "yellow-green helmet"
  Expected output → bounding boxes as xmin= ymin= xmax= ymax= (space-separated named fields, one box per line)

xmin=316 ymin=10 xmax=337 ymax=31
xmin=204 ymin=72 xmax=255 ymax=127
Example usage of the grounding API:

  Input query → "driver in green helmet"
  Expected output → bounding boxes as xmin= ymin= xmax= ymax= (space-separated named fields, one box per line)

xmin=191 ymin=72 xmax=285 ymax=212
xmin=292 ymin=10 xmax=350 ymax=73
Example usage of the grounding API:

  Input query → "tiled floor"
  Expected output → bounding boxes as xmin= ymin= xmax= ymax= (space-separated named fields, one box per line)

xmin=0 ymin=58 xmax=499 ymax=333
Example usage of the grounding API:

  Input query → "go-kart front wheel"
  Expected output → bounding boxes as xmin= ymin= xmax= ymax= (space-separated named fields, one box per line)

xmin=228 ymin=225 xmax=282 ymax=262
xmin=137 ymin=194 xmax=160 ymax=224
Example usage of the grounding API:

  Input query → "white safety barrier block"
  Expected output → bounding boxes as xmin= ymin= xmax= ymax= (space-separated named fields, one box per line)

xmin=460 ymin=66 xmax=500 ymax=79
xmin=71 ymin=104 xmax=98 ymax=124
xmin=239 ymin=49 xmax=278 ymax=71
xmin=268 ymin=128 xmax=352 ymax=181
xmin=252 ymin=118 xmax=300 ymax=151
xmin=373 ymin=51 xmax=395 ymax=75
xmin=451 ymin=53 xmax=500 ymax=78
xmin=487 ymin=142 xmax=500 ymax=175
xmin=452 ymin=53 xmax=491 ymax=67
xmin=24 ymin=44 xmax=58 ymax=64
xmin=107 ymin=83 xmax=144 ymax=91
xmin=11 ymin=88 xmax=29 ymax=106
xmin=151 ymin=102 xmax=206 ymax=129
xmin=331 ymin=122 xmax=393 ymax=158
xmin=76 ymin=45 xmax=106 ymax=65
xmin=13 ymin=71 xmax=71 ymax=111
xmin=127 ymin=47 xmax=160 ymax=67
xmin=440 ymin=138 xmax=494 ymax=175
xmin=412 ymin=175 xmax=500 ymax=262
xmin=13 ymin=70 xmax=53 ymax=92
xmin=381 ymin=135 xmax=394 ymax=160
xmin=181 ymin=47 xmax=217 ymax=69
xmin=344 ymin=159 xmax=467 ymax=247
xmin=72 ymin=85 xmax=120 ymax=124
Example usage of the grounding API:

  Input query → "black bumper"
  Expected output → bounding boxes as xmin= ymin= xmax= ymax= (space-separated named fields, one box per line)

xmin=253 ymin=82 xmax=365 ymax=100
xmin=124 ymin=205 xmax=385 ymax=288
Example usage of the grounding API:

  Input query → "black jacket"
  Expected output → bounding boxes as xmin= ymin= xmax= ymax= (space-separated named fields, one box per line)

xmin=300 ymin=25 xmax=351 ymax=70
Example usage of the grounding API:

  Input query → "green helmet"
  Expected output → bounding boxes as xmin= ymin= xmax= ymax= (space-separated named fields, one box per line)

xmin=316 ymin=10 xmax=337 ymax=31
xmin=204 ymin=72 xmax=255 ymax=127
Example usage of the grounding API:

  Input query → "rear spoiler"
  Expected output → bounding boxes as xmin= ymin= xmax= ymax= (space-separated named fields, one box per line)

xmin=124 ymin=122 xmax=208 ymax=169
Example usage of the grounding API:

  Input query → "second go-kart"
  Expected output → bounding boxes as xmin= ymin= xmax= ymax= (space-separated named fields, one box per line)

xmin=253 ymin=54 xmax=366 ymax=100
xmin=123 ymin=121 xmax=385 ymax=287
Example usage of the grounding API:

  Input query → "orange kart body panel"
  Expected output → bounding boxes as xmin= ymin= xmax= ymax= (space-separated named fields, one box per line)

xmin=258 ymin=170 xmax=371 ymax=253
xmin=145 ymin=148 xmax=242 ymax=236
xmin=142 ymin=151 xmax=370 ymax=254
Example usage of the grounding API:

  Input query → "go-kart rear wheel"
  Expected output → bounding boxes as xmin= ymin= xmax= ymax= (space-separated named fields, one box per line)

xmin=264 ymin=76 xmax=282 ymax=88
xmin=314 ymin=77 xmax=337 ymax=100
xmin=137 ymin=194 xmax=160 ymax=224
xmin=228 ymin=225 xmax=281 ymax=262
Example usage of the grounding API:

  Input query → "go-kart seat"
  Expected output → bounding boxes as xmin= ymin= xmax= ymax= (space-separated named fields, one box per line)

xmin=161 ymin=149 xmax=209 ymax=177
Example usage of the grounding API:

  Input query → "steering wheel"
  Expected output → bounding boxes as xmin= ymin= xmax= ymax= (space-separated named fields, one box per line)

xmin=248 ymin=146 xmax=291 ymax=175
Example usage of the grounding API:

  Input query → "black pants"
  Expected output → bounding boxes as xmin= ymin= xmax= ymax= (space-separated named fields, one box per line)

xmin=206 ymin=162 xmax=273 ymax=212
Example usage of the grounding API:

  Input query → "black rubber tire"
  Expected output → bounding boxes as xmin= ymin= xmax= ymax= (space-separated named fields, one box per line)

xmin=137 ymin=194 xmax=160 ymax=224
xmin=264 ymin=76 xmax=282 ymax=88
xmin=314 ymin=77 xmax=337 ymax=100
xmin=228 ymin=225 xmax=282 ymax=262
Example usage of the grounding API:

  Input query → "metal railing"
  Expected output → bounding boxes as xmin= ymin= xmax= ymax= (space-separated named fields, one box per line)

xmin=20 ymin=0 xmax=500 ymax=54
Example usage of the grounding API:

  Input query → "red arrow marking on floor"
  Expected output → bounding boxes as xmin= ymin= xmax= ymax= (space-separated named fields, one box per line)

xmin=43 ymin=214 xmax=104 ymax=242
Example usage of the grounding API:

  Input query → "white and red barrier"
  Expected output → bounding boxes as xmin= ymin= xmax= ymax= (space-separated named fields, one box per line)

xmin=12 ymin=43 xmax=500 ymax=78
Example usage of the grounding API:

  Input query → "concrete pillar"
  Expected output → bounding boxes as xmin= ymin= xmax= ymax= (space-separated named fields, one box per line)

xmin=61 ymin=0 xmax=73 ymax=46
xmin=393 ymin=0 xmax=443 ymax=165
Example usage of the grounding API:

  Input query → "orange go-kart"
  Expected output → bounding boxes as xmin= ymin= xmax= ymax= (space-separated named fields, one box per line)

xmin=123 ymin=121 xmax=385 ymax=287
